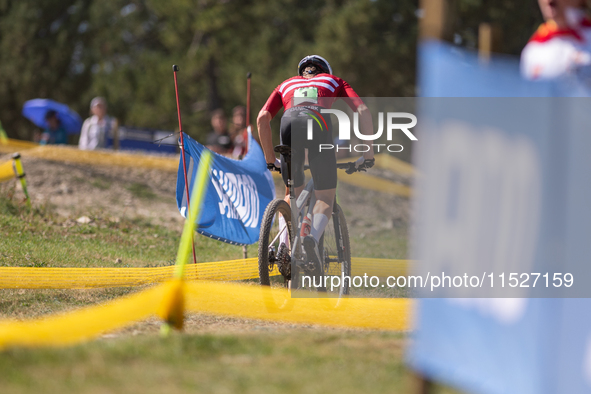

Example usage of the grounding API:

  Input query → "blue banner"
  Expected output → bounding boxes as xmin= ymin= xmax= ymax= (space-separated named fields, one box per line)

xmin=176 ymin=128 xmax=275 ymax=245
xmin=408 ymin=41 xmax=591 ymax=394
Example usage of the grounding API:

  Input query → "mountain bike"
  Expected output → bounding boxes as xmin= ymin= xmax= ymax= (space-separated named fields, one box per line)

xmin=257 ymin=144 xmax=373 ymax=296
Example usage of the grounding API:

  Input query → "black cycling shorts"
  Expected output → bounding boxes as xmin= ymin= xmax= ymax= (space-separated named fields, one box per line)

xmin=279 ymin=106 xmax=337 ymax=190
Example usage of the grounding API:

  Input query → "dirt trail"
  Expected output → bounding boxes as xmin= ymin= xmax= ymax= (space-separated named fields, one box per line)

xmin=0 ymin=152 xmax=411 ymax=235
xmin=1 ymin=154 xmax=183 ymax=229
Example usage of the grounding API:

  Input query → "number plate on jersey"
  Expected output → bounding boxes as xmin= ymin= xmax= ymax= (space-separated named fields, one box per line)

xmin=294 ymin=87 xmax=318 ymax=105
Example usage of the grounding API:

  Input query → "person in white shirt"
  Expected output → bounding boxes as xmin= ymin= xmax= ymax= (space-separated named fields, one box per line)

xmin=79 ymin=97 xmax=117 ymax=150
xmin=521 ymin=0 xmax=591 ymax=80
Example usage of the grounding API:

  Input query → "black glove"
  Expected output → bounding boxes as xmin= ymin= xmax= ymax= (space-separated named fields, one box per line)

xmin=345 ymin=163 xmax=357 ymax=174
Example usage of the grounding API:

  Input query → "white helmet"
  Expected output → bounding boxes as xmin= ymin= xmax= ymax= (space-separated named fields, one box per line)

xmin=297 ymin=55 xmax=332 ymax=76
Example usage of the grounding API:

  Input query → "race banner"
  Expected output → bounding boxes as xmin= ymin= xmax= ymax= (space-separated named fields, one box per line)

xmin=176 ymin=128 xmax=275 ymax=245
xmin=407 ymin=41 xmax=591 ymax=394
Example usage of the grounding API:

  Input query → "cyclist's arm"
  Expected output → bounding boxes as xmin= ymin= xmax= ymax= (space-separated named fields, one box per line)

xmin=257 ymin=110 xmax=276 ymax=164
xmin=340 ymin=80 xmax=374 ymax=161
xmin=258 ymin=89 xmax=283 ymax=164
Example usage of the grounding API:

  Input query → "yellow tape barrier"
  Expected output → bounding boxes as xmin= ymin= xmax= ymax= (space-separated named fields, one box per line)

xmin=0 ymin=159 xmax=15 ymax=183
xmin=24 ymin=145 xmax=179 ymax=172
xmin=27 ymin=146 xmax=413 ymax=197
xmin=373 ymin=154 xmax=414 ymax=176
xmin=0 ymin=258 xmax=408 ymax=289
xmin=340 ymin=172 xmax=412 ymax=197
xmin=0 ymin=138 xmax=38 ymax=154
xmin=0 ymin=279 xmax=410 ymax=349
xmin=0 ymin=145 xmax=412 ymax=347
xmin=272 ymin=167 xmax=412 ymax=197
xmin=0 ymin=141 xmax=414 ymax=197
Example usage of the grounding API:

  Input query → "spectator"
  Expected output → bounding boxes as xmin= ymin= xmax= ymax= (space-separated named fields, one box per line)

xmin=40 ymin=110 xmax=67 ymax=145
xmin=79 ymin=97 xmax=116 ymax=150
xmin=521 ymin=0 xmax=591 ymax=80
xmin=205 ymin=109 xmax=233 ymax=154
xmin=230 ymin=105 xmax=248 ymax=158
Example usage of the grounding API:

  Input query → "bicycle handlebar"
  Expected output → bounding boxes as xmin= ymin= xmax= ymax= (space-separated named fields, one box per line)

xmin=336 ymin=158 xmax=375 ymax=174
xmin=269 ymin=159 xmax=374 ymax=175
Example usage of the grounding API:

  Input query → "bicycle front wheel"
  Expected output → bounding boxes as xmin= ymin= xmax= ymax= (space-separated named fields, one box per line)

xmin=318 ymin=203 xmax=351 ymax=296
xmin=258 ymin=199 xmax=293 ymax=286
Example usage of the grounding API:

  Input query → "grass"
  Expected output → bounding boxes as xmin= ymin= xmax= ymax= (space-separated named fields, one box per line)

xmin=0 ymin=195 xmax=256 ymax=269
xmin=0 ymin=332 xmax=413 ymax=394
xmin=90 ymin=177 xmax=111 ymax=190
xmin=126 ymin=182 xmax=156 ymax=200
xmin=0 ymin=192 xmax=456 ymax=394
xmin=0 ymin=192 xmax=257 ymax=319
xmin=349 ymin=228 xmax=409 ymax=260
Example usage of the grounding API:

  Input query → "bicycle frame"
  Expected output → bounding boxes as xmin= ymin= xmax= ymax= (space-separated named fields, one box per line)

xmin=267 ymin=145 xmax=368 ymax=291
xmin=286 ymin=175 xmax=347 ymax=291
xmin=289 ymin=178 xmax=316 ymax=262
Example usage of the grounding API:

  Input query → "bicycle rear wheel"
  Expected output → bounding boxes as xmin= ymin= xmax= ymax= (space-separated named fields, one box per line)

xmin=318 ymin=203 xmax=351 ymax=296
xmin=258 ymin=199 xmax=293 ymax=286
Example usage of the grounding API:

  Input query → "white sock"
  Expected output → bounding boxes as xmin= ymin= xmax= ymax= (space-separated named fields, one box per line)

xmin=310 ymin=214 xmax=329 ymax=242
xmin=279 ymin=215 xmax=289 ymax=247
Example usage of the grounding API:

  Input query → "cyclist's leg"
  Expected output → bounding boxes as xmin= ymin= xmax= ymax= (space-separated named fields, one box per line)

xmin=307 ymin=116 xmax=337 ymax=241
xmin=279 ymin=114 xmax=306 ymax=246
xmin=279 ymin=114 xmax=306 ymax=188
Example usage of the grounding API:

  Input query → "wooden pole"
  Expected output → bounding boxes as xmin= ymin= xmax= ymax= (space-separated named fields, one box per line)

xmin=478 ymin=22 xmax=502 ymax=62
xmin=419 ymin=0 xmax=453 ymax=41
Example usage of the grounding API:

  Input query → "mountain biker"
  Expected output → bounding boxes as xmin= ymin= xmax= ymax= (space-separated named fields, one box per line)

xmin=521 ymin=0 xmax=591 ymax=80
xmin=257 ymin=55 xmax=374 ymax=270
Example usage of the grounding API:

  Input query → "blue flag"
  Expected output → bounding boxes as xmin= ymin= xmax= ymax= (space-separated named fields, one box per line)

xmin=176 ymin=128 xmax=276 ymax=245
xmin=408 ymin=41 xmax=591 ymax=394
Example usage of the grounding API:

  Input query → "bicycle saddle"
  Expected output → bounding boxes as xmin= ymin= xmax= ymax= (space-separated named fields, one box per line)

xmin=274 ymin=145 xmax=291 ymax=157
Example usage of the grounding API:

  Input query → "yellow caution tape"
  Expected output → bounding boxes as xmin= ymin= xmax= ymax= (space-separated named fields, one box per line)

xmin=0 ymin=159 xmax=15 ymax=183
xmin=351 ymin=257 xmax=411 ymax=277
xmin=0 ymin=258 xmax=265 ymax=289
xmin=184 ymin=280 xmax=410 ymax=331
xmin=0 ymin=258 xmax=408 ymax=289
xmin=272 ymin=169 xmax=412 ymax=197
xmin=0 ymin=282 xmax=169 ymax=349
xmin=2 ymin=144 xmax=413 ymax=198
xmin=373 ymin=154 xmax=414 ymax=176
xmin=0 ymin=144 xmax=413 ymax=348
xmin=339 ymin=172 xmax=412 ymax=197
xmin=24 ymin=145 xmax=178 ymax=172
xmin=0 ymin=139 xmax=38 ymax=154
xmin=0 ymin=279 xmax=411 ymax=349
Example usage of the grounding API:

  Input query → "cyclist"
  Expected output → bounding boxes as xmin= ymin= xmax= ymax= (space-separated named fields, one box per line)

xmin=257 ymin=55 xmax=374 ymax=269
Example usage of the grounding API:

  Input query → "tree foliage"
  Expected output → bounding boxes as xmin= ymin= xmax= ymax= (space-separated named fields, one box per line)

xmin=0 ymin=0 xmax=542 ymax=141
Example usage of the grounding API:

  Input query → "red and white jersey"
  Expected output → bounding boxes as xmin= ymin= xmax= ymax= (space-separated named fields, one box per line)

xmin=261 ymin=73 xmax=364 ymax=118
xmin=521 ymin=20 xmax=591 ymax=80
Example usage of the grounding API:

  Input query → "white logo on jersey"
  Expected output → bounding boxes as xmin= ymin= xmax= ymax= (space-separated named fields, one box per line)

xmin=212 ymin=169 xmax=259 ymax=228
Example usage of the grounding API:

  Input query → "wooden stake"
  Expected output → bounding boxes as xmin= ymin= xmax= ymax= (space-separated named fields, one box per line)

xmin=478 ymin=23 xmax=502 ymax=62
xmin=419 ymin=0 xmax=453 ymax=41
